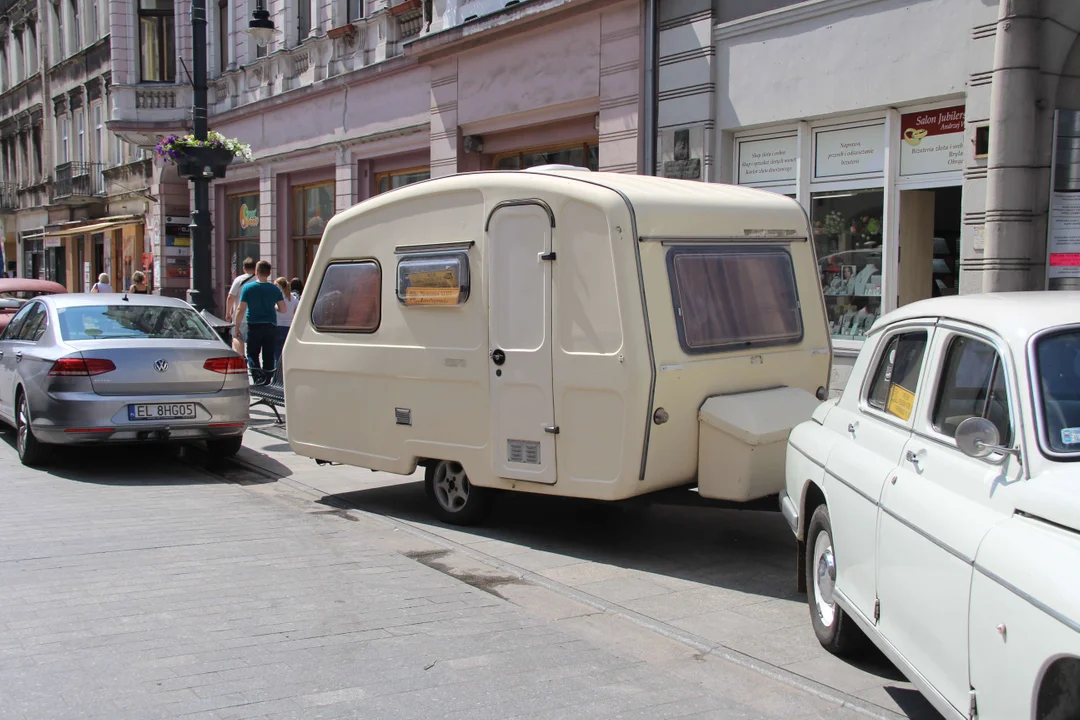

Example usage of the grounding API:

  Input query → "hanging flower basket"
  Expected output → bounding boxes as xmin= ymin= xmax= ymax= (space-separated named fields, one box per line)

xmin=155 ymin=131 xmax=254 ymax=180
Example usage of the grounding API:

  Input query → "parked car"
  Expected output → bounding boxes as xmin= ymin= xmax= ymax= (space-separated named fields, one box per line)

xmin=0 ymin=278 xmax=67 ymax=333
xmin=782 ymin=292 xmax=1080 ymax=720
xmin=0 ymin=294 xmax=250 ymax=466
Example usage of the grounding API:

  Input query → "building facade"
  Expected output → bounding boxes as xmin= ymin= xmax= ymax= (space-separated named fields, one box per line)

xmin=106 ymin=0 xmax=645 ymax=311
xmin=656 ymin=0 xmax=1080 ymax=392
xmin=0 ymin=0 xmax=152 ymax=292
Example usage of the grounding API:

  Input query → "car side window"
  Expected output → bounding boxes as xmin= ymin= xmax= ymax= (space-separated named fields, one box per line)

xmin=1 ymin=303 xmax=35 ymax=341
xmin=15 ymin=303 xmax=47 ymax=342
xmin=932 ymin=335 xmax=1012 ymax=446
xmin=866 ymin=331 xmax=928 ymax=422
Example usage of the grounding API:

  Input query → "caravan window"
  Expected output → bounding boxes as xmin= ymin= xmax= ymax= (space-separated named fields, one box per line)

xmin=396 ymin=252 xmax=470 ymax=306
xmin=667 ymin=246 xmax=803 ymax=353
xmin=311 ymin=261 xmax=381 ymax=333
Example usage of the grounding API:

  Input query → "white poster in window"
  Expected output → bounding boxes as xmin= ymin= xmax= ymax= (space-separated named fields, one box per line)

xmin=899 ymin=106 xmax=965 ymax=176
xmin=814 ymin=124 xmax=885 ymax=179
xmin=737 ymin=136 xmax=797 ymax=185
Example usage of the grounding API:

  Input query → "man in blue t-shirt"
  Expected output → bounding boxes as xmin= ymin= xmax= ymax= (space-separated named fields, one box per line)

xmin=234 ymin=260 xmax=286 ymax=383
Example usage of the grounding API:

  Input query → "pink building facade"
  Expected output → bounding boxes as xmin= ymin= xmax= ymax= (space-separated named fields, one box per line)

xmin=108 ymin=0 xmax=644 ymax=310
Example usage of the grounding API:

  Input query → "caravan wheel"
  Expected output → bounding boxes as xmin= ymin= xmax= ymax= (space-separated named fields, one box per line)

xmin=425 ymin=460 xmax=492 ymax=526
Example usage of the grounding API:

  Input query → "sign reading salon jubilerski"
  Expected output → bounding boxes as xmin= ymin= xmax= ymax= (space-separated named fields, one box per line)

xmin=899 ymin=106 xmax=965 ymax=176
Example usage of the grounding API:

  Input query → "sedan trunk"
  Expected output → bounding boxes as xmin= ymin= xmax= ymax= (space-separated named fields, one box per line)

xmin=67 ymin=340 xmax=236 ymax=396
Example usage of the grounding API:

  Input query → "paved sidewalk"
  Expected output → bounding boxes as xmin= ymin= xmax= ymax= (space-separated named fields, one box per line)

xmin=237 ymin=414 xmax=941 ymax=720
xmin=1 ymin=432 xmax=872 ymax=720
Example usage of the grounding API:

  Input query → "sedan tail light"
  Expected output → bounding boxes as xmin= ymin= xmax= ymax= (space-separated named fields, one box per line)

xmin=49 ymin=358 xmax=117 ymax=376
xmin=204 ymin=356 xmax=249 ymax=374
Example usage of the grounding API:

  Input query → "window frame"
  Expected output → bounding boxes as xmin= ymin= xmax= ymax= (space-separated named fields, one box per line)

xmin=0 ymin=302 xmax=36 ymax=341
xmin=58 ymin=116 xmax=70 ymax=165
xmin=310 ymin=259 xmax=382 ymax=334
xmin=92 ymin=103 xmax=104 ymax=163
xmin=70 ymin=0 xmax=82 ymax=49
xmin=493 ymin=141 xmax=600 ymax=172
xmin=346 ymin=0 xmax=363 ymax=23
xmin=15 ymin=301 xmax=48 ymax=342
xmin=54 ymin=3 xmax=65 ymax=57
xmin=664 ymin=244 xmax=805 ymax=355
xmin=395 ymin=251 xmax=470 ymax=307
xmin=857 ymin=323 xmax=934 ymax=428
xmin=74 ymin=108 xmax=85 ymax=163
xmin=138 ymin=0 xmax=177 ymax=83
xmin=927 ymin=332 xmax=1014 ymax=447
xmin=1029 ymin=323 xmax=1080 ymax=462
xmin=375 ymin=166 xmax=430 ymax=195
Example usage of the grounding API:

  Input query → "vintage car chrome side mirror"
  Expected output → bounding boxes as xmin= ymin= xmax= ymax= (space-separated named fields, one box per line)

xmin=955 ymin=417 xmax=1020 ymax=462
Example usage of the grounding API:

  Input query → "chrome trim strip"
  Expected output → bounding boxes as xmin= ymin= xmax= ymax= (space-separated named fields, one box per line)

xmin=824 ymin=468 xmax=878 ymax=506
xmin=974 ymin=562 xmax=1080 ymax=634
xmin=484 ymin=199 xmax=556 ymax=231
xmin=779 ymin=491 xmax=799 ymax=535
xmin=878 ymin=503 xmax=973 ymax=565
xmin=788 ymin=441 xmax=824 ymax=469
xmin=394 ymin=241 xmax=475 ymax=255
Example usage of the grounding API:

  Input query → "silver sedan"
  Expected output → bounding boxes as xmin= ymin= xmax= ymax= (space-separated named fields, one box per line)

xmin=0 ymin=293 xmax=250 ymax=466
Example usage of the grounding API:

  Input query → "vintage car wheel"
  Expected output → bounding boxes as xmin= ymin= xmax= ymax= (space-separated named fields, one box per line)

xmin=15 ymin=393 xmax=46 ymax=467
xmin=425 ymin=460 xmax=492 ymax=526
xmin=806 ymin=504 xmax=865 ymax=654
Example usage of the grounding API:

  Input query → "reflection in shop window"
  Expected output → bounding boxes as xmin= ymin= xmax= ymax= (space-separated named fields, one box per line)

xmin=812 ymin=189 xmax=884 ymax=341
xmin=293 ymin=182 xmax=335 ymax=281
xmin=376 ymin=167 xmax=429 ymax=194
xmin=495 ymin=143 xmax=600 ymax=171
xmin=228 ymin=193 xmax=260 ymax=279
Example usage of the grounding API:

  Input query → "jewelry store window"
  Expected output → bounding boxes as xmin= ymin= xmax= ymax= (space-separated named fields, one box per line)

xmin=494 ymin=142 xmax=599 ymax=171
xmin=812 ymin=188 xmax=884 ymax=343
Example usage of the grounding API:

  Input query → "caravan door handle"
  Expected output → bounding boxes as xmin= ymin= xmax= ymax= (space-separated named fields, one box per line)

xmin=491 ymin=349 xmax=506 ymax=366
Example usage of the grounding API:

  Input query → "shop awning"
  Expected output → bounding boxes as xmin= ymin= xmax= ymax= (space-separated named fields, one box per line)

xmin=45 ymin=217 xmax=144 ymax=239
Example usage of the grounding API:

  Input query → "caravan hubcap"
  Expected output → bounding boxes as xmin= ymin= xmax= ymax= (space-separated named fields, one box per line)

xmin=433 ymin=462 xmax=470 ymax=512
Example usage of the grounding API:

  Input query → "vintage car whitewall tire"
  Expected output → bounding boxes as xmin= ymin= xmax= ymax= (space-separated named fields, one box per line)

xmin=15 ymin=392 xmax=46 ymax=467
xmin=425 ymin=460 xmax=492 ymax=526
xmin=806 ymin=504 xmax=865 ymax=654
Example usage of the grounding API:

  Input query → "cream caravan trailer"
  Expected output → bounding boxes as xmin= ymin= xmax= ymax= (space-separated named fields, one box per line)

xmin=284 ymin=168 xmax=831 ymax=524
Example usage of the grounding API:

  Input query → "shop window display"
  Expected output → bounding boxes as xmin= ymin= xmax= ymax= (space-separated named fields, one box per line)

xmin=812 ymin=189 xmax=884 ymax=341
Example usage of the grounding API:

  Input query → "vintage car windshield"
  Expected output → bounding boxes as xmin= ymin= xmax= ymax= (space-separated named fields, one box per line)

xmin=1034 ymin=327 xmax=1080 ymax=456
xmin=57 ymin=305 xmax=220 ymax=342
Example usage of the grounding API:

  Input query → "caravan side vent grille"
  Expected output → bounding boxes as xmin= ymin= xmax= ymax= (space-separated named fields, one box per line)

xmin=395 ymin=408 xmax=412 ymax=426
xmin=508 ymin=439 xmax=540 ymax=465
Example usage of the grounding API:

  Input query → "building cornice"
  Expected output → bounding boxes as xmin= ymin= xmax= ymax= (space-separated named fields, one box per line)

xmin=713 ymin=0 xmax=884 ymax=42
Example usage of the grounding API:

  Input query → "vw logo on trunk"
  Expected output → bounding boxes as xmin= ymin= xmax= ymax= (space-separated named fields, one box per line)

xmin=154 ymin=359 xmax=169 ymax=373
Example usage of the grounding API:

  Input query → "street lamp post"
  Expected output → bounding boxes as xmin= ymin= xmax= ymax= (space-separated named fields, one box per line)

xmin=187 ymin=0 xmax=213 ymax=313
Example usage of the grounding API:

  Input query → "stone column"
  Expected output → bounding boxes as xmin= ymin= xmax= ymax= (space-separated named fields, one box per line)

xmin=598 ymin=4 xmax=640 ymax=174
xmin=259 ymin=164 xmax=278 ymax=267
xmin=655 ymin=0 xmax=714 ymax=180
xmin=335 ymin=147 xmax=358 ymax=213
xmin=981 ymin=0 xmax=1042 ymax=291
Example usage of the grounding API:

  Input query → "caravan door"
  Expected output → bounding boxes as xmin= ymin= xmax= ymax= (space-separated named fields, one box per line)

xmin=486 ymin=201 xmax=557 ymax=484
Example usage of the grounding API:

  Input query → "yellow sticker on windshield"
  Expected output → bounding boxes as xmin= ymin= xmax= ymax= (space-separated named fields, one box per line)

xmin=886 ymin=384 xmax=916 ymax=421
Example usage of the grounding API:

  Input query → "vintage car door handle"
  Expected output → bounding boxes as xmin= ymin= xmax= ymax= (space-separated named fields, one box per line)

xmin=14 ymin=351 xmax=22 ymax=362
xmin=905 ymin=449 xmax=922 ymax=470
xmin=847 ymin=422 xmax=858 ymax=436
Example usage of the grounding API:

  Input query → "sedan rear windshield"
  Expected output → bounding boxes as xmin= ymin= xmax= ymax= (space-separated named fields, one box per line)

xmin=58 ymin=305 xmax=219 ymax=342
xmin=1034 ymin=328 xmax=1080 ymax=456
xmin=666 ymin=246 xmax=803 ymax=353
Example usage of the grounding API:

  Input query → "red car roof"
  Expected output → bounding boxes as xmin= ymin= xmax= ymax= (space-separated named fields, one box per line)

xmin=0 ymin=278 xmax=68 ymax=294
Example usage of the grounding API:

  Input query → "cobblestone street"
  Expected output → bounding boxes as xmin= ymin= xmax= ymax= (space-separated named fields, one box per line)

xmin=0 ymin=428 xmax=898 ymax=720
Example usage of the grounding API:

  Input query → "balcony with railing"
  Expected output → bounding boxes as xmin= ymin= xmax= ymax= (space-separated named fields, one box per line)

xmin=54 ymin=162 xmax=106 ymax=202
xmin=0 ymin=183 xmax=16 ymax=212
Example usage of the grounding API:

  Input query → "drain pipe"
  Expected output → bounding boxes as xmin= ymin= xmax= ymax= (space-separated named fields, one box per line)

xmin=982 ymin=0 xmax=1041 ymax=291
xmin=642 ymin=0 xmax=658 ymax=175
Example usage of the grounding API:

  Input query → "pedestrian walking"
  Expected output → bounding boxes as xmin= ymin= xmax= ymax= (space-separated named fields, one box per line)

xmin=226 ymin=257 xmax=258 ymax=356
xmin=128 ymin=271 xmax=150 ymax=294
xmin=274 ymin=276 xmax=300 ymax=367
xmin=89 ymin=273 xmax=113 ymax=294
xmin=234 ymin=260 xmax=285 ymax=384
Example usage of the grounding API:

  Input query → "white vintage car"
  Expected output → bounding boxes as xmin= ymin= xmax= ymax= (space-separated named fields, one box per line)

xmin=781 ymin=292 xmax=1080 ymax=720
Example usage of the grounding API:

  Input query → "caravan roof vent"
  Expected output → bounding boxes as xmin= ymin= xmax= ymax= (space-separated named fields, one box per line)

xmin=526 ymin=164 xmax=592 ymax=173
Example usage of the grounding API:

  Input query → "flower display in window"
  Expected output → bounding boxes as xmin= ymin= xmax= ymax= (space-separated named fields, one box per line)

xmin=815 ymin=210 xmax=847 ymax=236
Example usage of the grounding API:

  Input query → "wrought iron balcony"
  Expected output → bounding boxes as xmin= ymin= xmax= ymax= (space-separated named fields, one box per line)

xmin=0 ymin=183 xmax=16 ymax=212
xmin=54 ymin=162 xmax=106 ymax=201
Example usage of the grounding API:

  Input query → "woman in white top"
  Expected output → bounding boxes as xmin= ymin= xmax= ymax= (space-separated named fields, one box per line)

xmin=90 ymin=273 xmax=113 ymax=294
xmin=274 ymin=277 xmax=302 ymax=369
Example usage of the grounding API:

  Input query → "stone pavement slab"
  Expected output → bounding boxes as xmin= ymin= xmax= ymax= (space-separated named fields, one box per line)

xmin=235 ymin=412 xmax=943 ymax=720
xmin=1 ymin=430 xmax=878 ymax=720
